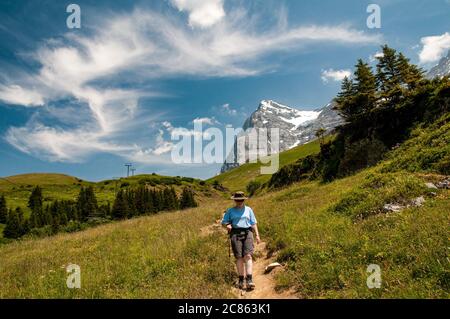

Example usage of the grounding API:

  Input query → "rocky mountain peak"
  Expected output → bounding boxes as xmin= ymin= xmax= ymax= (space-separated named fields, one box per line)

xmin=221 ymin=99 xmax=344 ymax=173
xmin=427 ymin=50 xmax=450 ymax=79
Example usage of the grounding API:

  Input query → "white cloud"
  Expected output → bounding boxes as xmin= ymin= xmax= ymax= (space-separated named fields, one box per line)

xmin=0 ymin=6 xmax=381 ymax=164
xmin=418 ymin=32 xmax=450 ymax=64
xmin=369 ymin=51 xmax=384 ymax=62
xmin=192 ymin=117 xmax=219 ymax=125
xmin=5 ymin=123 xmax=133 ymax=163
xmin=221 ymin=103 xmax=237 ymax=116
xmin=321 ymin=69 xmax=352 ymax=83
xmin=146 ymin=119 xmax=218 ymax=157
xmin=0 ymin=85 xmax=44 ymax=107
xmin=170 ymin=0 xmax=225 ymax=28
xmin=151 ymin=129 xmax=175 ymax=156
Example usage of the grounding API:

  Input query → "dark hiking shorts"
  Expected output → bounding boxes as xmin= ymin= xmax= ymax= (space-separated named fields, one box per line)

xmin=230 ymin=229 xmax=254 ymax=258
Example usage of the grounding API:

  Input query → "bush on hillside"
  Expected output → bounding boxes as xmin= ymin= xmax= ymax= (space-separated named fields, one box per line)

xmin=382 ymin=113 xmax=450 ymax=175
xmin=246 ymin=180 xmax=262 ymax=196
xmin=268 ymin=155 xmax=318 ymax=189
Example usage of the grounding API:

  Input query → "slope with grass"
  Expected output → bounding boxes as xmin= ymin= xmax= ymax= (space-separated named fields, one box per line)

xmin=0 ymin=166 xmax=447 ymax=298
xmin=0 ymin=128 xmax=448 ymax=298
xmin=208 ymin=138 xmax=324 ymax=192
xmin=0 ymin=173 xmax=221 ymax=240
xmin=0 ymin=173 xmax=215 ymax=213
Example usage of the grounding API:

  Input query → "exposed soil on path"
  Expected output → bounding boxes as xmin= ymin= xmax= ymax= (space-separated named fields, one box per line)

xmin=201 ymin=221 xmax=297 ymax=299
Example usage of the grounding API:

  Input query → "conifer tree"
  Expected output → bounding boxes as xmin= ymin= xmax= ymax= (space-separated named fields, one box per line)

xmin=170 ymin=187 xmax=179 ymax=210
xmin=376 ymin=45 xmax=400 ymax=91
xmin=127 ymin=189 xmax=139 ymax=217
xmin=376 ymin=45 xmax=403 ymax=106
xmin=180 ymin=188 xmax=197 ymax=209
xmin=77 ymin=186 xmax=98 ymax=220
xmin=353 ymin=59 xmax=378 ymax=114
xmin=162 ymin=187 xmax=178 ymax=211
xmin=111 ymin=190 xmax=129 ymax=220
xmin=28 ymin=186 xmax=43 ymax=212
xmin=28 ymin=186 xmax=44 ymax=228
xmin=0 ymin=195 xmax=7 ymax=224
xmin=4 ymin=208 xmax=25 ymax=239
xmin=143 ymin=187 xmax=154 ymax=214
xmin=335 ymin=76 xmax=357 ymax=119
xmin=396 ymin=53 xmax=424 ymax=90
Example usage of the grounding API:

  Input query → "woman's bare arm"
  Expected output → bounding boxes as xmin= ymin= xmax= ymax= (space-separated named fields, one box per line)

xmin=252 ymin=224 xmax=261 ymax=243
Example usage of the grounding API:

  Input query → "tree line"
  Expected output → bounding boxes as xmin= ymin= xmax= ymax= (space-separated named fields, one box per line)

xmin=268 ymin=45 xmax=450 ymax=188
xmin=0 ymin=185 xmax=198 ymax=239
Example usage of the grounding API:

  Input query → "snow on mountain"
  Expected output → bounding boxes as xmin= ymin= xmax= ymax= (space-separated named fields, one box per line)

xmin=221 ymin=100 xmax=344 ymax=173
xmin=427 ymin=50 xmax=450 ymax=79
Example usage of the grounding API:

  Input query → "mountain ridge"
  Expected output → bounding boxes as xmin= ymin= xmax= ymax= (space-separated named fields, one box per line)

xmin=427 ymin=50 xmax=450 ymax=79
xmin=221 ymin=99 xmax=344 ymax=173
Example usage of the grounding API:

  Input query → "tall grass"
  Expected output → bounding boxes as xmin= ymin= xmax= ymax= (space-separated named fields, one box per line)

xmin=0 ymin=200 xmax=233 ymax=298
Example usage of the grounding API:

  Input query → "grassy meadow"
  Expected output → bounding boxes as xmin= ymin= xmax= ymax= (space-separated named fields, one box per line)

xmin=0 ymin=173 xmax=216 ymax=214
xmin=0 ymin=200 xmax=233 ymax=298
xmin=0 ymin=163 xmax=448 ymax=298
xmin=0 ymin=117 xmax=448 ymax=298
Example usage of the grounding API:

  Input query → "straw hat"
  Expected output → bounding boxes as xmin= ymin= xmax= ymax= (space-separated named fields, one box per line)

xmin=230 ymin=191 xmax=248 ymax=200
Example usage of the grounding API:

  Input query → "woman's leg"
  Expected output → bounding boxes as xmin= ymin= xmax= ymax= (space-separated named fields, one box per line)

xmin=243 ymin=232 xmax=255 ymax=288
xmin=236 ymin=258 xmax=245 ymax=276
xmin=236 ymin=257 xmax=245 ymax=288
xmin=243 ymin=254 xmax=253 ymax=276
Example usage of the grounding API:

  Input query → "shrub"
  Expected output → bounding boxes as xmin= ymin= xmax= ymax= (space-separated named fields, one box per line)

xmin=338 ymin=138 xmax=387 ymax=176
xmin=181 ymin=177 xmax=194 ymax=183
xmin=268 ymin=155 xmax=318 ymax=189
xmin=246 ymin=180 xmax=261 ymax=197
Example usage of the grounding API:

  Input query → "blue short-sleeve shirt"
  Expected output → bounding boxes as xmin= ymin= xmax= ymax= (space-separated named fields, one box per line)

xmin=222 ymin=206 xmax=257 ymax=229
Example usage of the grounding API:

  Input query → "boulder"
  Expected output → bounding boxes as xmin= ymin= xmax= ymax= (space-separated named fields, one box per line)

xmin=425 ymin=182 xmax=438 ymax=189
xmin=411 ymin=196 xmax=425 ymax=207
xmin=437 ymin=179 xmax=450 ymax=189
xmin=383 ymin=204 xmax=404 ymax=213
xmin=264 ymin=262 xmax=282 ymax=274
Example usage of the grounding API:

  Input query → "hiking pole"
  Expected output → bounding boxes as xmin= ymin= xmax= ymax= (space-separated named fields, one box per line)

xmin=228 ymin=233 xmax=232 ymax=284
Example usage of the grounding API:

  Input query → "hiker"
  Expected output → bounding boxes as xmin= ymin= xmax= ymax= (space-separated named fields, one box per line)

xmin=222 ymin=191 xmax=261 ymax=290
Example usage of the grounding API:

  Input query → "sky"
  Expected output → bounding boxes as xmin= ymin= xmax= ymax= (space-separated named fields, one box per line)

xmin=0 ymin=0 xmax=449 ymax=181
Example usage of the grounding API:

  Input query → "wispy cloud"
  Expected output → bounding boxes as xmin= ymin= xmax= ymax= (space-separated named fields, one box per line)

xmin=418 ymin=32 xmax=450 ymax=64
xmin=0 ymin=5 xmax=381 ymax=164
xmin=192 ymin=117 xmax=220 ymax=125
xmin=321 ymin=69 xmax=351 ymax=83
xmin=170 ymin=0 xmax=225 ymax=28
xmin=0 ymin=84 xmax=44 ymax=107
xmin=221 ymin=103 xmax=238 ymax=116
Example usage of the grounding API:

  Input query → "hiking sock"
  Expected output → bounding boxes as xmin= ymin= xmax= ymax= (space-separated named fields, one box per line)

xmin=244 ymin=256 xmax=253 ymax=275
xmin=246 ymin=275 xmax=255 ymax=288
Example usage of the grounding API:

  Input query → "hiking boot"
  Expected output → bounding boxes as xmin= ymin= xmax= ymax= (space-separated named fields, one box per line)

xmin=237 ymin=276 xmax=245 ymax=290
xmin=246 ymin=276 xmax=255 ymax=290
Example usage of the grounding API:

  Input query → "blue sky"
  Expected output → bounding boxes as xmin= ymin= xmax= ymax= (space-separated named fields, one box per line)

xmin=0 ymin=0 xmax=449 ymax=181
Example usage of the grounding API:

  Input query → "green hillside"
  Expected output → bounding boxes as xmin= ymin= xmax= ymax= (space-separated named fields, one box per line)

xmin=0 ymin=173 xmax=213 ymax=212
xmin=0 ymin=173 xmax=91 ymax=212
xmin=0 ymin=111 xmax=448 ymax=297
xmin=0 ymin=156 xmax=448 ymax=298
xmin=208 ymin=138 xmax=324 ymax=191
xmin=0 ymin=173 xmax=220 ymax=241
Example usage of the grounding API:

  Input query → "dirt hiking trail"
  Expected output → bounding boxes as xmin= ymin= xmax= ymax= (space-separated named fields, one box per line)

xmin=201 ymin=221 xmax=297 ymax=299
